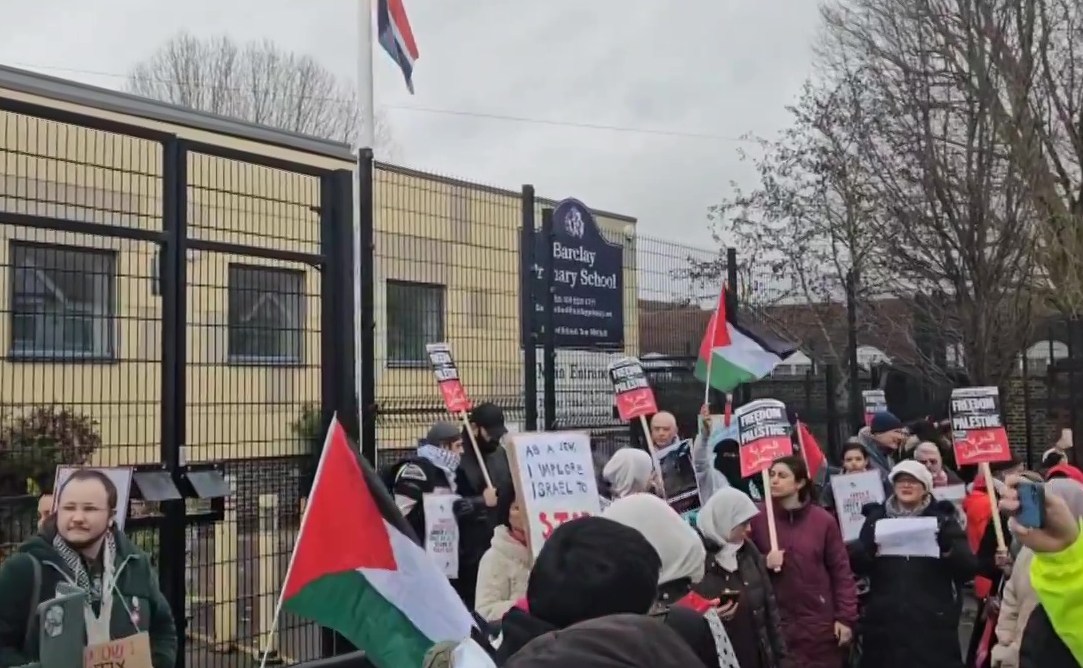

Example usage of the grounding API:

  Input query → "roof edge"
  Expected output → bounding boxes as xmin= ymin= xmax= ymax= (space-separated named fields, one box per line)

xmin=0 ymin=64 xmax=356 ymax=162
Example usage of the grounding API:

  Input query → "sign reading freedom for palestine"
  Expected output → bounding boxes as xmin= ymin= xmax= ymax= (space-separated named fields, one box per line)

xmin=523 ymin=198 xmax=625 ymax=349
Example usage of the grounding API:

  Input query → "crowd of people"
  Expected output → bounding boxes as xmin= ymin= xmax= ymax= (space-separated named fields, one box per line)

xmin=0 ymin=401 xmax=1080 ymax=668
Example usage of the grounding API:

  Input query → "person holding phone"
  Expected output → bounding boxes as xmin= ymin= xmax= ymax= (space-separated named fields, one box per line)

xmin=696 ymin=488 xmax=791 ymax=668
xmin=998 ymin=475 xmax=1083 ymax=667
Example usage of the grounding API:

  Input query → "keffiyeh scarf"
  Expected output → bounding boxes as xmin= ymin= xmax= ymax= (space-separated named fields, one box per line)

xmin=417 ymin=443 xmax=461 ymax=493
xmin=53 ymin=531 xmax=118 ymax=645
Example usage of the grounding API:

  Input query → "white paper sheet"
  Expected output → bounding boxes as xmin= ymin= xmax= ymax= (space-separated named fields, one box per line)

xmin=875 ymin=516 xmax=940 ymax=558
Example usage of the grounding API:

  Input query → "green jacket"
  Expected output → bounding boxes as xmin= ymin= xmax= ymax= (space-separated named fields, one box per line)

xmin=0 ymin=528 xmax=176 ymax=668
xmin=1029 ymin=520 xmax=1083 ymax=666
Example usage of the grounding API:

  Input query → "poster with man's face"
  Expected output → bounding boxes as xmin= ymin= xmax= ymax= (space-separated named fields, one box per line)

xmin=52 ymin=466 xmax=134 ymax=530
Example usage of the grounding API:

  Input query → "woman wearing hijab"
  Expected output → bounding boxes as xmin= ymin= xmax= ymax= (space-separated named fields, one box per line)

xmin=749 ymin=456 xmax=858 ymax=668
xmin=604 ymin=493 xmax=741 ymax=668
xmin=600 ymin=448 xmax=658 ymax=508
xmin=696 ymin=488 xmax=789 ymax=668
xmin=0 ymin=469 xmax=176 ymax=668
xmin=852 ymin=460 xmax=977 ymax=668
xmin=475 ymin=488 xmax=532 ymax=623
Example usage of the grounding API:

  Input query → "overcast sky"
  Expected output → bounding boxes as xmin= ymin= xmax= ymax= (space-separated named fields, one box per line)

xmin=0 ymin=0 xmax=821 ymax=247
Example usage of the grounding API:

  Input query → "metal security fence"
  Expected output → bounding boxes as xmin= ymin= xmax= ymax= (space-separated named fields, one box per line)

xmin=0 ymin=79 xmax=357 ymax=668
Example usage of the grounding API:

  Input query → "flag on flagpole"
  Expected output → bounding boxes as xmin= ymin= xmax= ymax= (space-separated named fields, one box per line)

xmin=377 ymin=0 xmax=420 ymax=93
xmin=694 ymin=285 xmax=797 ymax=392
xmin=279 ymin=417 xmax=481 ymax=668
xmin=796 ymin=420 xmax=827 ymax=481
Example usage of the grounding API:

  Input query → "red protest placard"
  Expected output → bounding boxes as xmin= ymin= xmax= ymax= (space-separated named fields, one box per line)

xmin=862 ymin=390 xmax=887 ymax=427
xmin=735 ymin=399 xmax=794 ymax=477
xmin=950 ymin=387 xmax=1011 ymax=466
xmin=425 ymin=342 xmax=471 ymax=414
xmin=607 ymin=356 xmax=658 ymax=421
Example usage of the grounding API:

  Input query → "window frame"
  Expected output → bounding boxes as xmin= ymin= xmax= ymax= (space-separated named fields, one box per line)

xmin=226 ymin=263 xmax=307 ymax=366
xmin=8 ymin=241 xmax=118 ymax=363
xmin=385 ymin=280 xmax=446 ymax=368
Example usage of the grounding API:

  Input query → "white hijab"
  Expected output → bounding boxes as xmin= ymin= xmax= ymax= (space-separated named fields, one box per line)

xmin=603 ymin=493 xmax=706 ymax=585
xmin=697 ymin=488 xmax=760 ymax=572
xmin=602 ymin=448 xmax=654 ymax=499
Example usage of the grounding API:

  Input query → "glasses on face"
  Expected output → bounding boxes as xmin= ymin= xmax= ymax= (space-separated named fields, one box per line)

xmin=916 ymin=459 xmax=937 ymax=466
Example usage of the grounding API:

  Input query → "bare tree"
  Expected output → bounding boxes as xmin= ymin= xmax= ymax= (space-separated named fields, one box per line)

xmin=127 ymin=32 xmax=394 ymax=154
xmin=819 ymin=0 xmax=1042 ymax=385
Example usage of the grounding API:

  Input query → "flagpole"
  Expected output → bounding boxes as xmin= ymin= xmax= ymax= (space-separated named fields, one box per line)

xmin=356 ymin=0 xmax=376 ymax=462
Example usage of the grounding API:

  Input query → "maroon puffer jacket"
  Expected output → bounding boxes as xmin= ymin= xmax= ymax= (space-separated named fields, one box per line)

xmin=750 ymin=501 xmax=858 ymax=668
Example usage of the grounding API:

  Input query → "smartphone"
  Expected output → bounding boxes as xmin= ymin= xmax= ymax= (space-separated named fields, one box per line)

xmin=1016 ymin=481 xmax=1046 ymax=529
xmin=717 ymin=590 xmax=740 ymax=606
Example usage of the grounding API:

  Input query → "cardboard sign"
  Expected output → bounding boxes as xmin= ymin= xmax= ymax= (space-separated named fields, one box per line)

xmin=84 ymin=632 xmax=152 ymax=668
xmin=950 ymin=387 xmax=1011 ymax=466
xmin=422 ymin=494 xmax=460 ymax=579
xmin=862 ymin=390 xmax=887 ymax=427
xmin=607 ymin=356 xmax=658 ymax=421
xmin=654 ymin=440 xmax=702 ymax=517
xmin=426 ymin=342 xmax=472 ymax=413
xmin=53 ymin=467 xmax=135 ymax=530
xmin=506 ymin=431 xmax=601 ymax=558
xmin=830 ymin=470 xmax=886 ymax=542
xmin=735 ymin=399 xmax=794 ymax=477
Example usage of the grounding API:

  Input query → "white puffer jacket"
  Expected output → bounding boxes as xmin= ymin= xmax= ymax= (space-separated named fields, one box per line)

xmin=474 ymin=525 xmax=531 ymax=622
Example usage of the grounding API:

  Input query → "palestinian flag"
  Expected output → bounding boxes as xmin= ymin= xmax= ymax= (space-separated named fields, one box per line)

xmin=694 ymin=285 xmax=797 ymax=392
xmin=280 ymin=417 xmax=478 ymax=668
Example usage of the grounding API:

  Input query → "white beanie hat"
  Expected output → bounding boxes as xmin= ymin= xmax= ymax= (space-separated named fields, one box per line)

xmin=889 ymin=459 xmax=934 ymax=491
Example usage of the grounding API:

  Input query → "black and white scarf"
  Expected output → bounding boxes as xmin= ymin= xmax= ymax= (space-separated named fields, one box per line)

xmin=53 ymin=531 xmax=118 ymax=644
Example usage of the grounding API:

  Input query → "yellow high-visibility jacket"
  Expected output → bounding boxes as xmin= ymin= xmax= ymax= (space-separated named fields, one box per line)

xmin=1029 ymin=521 xmax=1083 ymax=666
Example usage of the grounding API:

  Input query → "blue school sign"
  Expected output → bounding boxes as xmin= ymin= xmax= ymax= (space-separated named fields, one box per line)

xmin=526 ymin=198 xmax=625 ymax=349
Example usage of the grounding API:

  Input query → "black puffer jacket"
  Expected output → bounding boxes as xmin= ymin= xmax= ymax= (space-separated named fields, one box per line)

xmin=853 ymin=499 xmax=978 ymax=668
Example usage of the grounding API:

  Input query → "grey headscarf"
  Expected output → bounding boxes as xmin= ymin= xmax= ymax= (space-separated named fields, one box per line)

xmin=697 ymin=488 xmax=760 ymax=572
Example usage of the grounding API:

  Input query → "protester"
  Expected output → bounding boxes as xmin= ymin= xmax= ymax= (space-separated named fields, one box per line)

xmin=36 ymin=492 xmax=53 ymax=530
xmin=856 ymin=412 xmax=909 ymax=475
xmin=493 ymin=516 xmax=662 ymax=664
xmin=913 ymin=442 xmax=963 ymax=487
xmin=964 ymin=457 xmax=1024 ymax=603
xmin=386 ymin=421 xmax=468 ymax=543
xmin=749 ymin=456 xmax=858 ymax=668
xmin=475 ymin=488 xmax=531 ymax=624
xmin=604 ymin=493 xmax=740 ymax=668
xmin=841 ymin=441 xmax=871 ymax=473
xmin=852 ymin=459 xmax=977 ymax=668
xmin=650 ymin=411 xmax=682 ymax=449
xmin=696 ymin=487 xmax=790 ymax=668
xmin=691 ymin=409 xmax=736 ymax=501
xmin=600 ymin=448 xmax=658 ymax=507
xmin=999 ymin=475 xmax=1083 ymax=667
xmin=0 ymin=469 xmax=176 ymax=668
xmin=457 ymin=403 xmax=514 ymax=609
xmin=502 ymin=614 xmax=710 ymax=668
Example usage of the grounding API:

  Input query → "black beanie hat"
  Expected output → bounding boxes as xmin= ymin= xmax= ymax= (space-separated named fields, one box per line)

xmin=527 ymin=517 xmax=661 ymax=629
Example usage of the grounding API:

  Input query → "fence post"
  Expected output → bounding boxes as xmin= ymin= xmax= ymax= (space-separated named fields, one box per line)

xmin=356 ymin=150 xmax=377 ymax=462
xmin=257 ymin=494 xmax=283 ymax=665
xmin=845 ymin=269 xmax=861 ymax=432
xmin=541 ymin=208 xmax=557 ymax=431
xmin=522 ymin=185 xmax=538 ymax=432
xmin=825 ymin=364 xmax=840 ymax=461
xmin=159 ymin=136 xmax=189 ymax=667
xmin=212 ymin=475 xmax=238 ymax=649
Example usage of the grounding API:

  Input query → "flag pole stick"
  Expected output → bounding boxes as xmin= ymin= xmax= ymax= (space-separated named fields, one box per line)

xmin=354 ymin=0 xmax=376 ymax=463
xmin=259 ymin=415 xmax=341 ymax=667
xmin=459 ymin=411 xmax=495 ymax=488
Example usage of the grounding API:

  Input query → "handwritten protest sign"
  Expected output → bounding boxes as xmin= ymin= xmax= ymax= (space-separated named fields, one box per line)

xmin=422 ymin=494 xmax=460 ymax=578
xmin=950 ymin=387 xmax=1011 ymax=466
xmin=830 ymin=470 xmax=885 ymax=542
xmin=84 ymin=632 xmax=152 ymax=668
xmin=54 ymin=467 xmax=134 ymax=530
xmin=425 ymin=342 xmax=471 ymax=414
xmin=607 ymin=356 xmax=658 ymax=422
xmin=735 ymin=399 xmax=794 ymax=477
xmin=862 ymin=390 xmax=888 ymax=427
xmin=507 ymin=431 xmax=601 ymax=558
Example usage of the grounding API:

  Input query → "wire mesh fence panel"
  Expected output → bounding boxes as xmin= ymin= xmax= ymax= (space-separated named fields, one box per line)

xmin=0 ymin=108 xmax=163 ymax=555
xmin=182 ymin=150 xmax=326 ymax=666
xmin=372 ymin=166 xmax=524 ymax=465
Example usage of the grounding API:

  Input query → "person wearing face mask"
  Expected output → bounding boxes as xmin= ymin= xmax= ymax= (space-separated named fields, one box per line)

xmin=696 ymin=488 xmax=790 ymax=668
xmin=475 ymin=488 xmax=532 ymax=624
xmin=749 ymin=456 xmax=858 ymax=668
xmin=600 ymin=448 xmax=660 ymax=509
xmin=456 ymin=403 xmax=514 ymax=610
xmin=0 ymin=469 xmax=176 ymax=668
xmin=851 ymin=460 xmax=977 ymax=668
